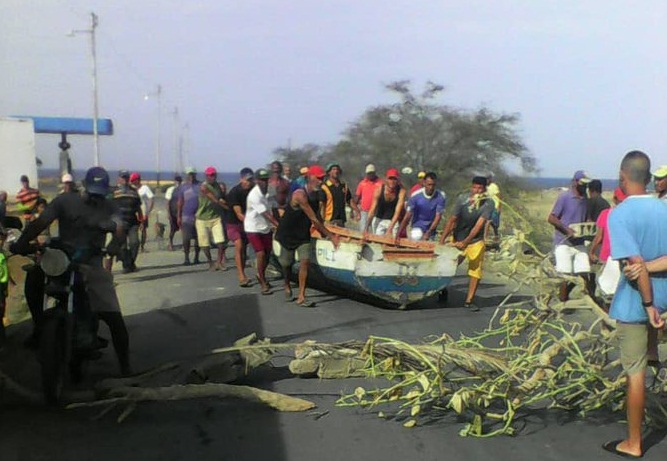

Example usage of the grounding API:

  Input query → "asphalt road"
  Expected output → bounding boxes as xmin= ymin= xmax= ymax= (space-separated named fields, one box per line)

xmin=1 ymin=244 xmax=666 ymax=461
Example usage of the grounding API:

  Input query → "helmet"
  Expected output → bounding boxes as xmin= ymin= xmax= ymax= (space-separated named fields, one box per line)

xmin=84 ymin=167 xmax=110 ymax=196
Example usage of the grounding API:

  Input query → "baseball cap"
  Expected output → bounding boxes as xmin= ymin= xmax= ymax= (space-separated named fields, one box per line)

xmin=653 ymin=165 xmax=667 ymax=179
xmin=308 ymin=165 xmax=326 ymax=179
xmin=61 ymin=173 xmax=73 ymax=183
xmin=365 ymin=164 xmax=376 ymax=174
xmin=184 ymin=166 xmax=196 ymax=175
xmin=256 ymin=168 xmax=270 ymax=180
xmin=417 ymin=171 xmax=426 ymax=179
xmin=386 ymin=168 xmax=400 ymax=179
xmin=240 ymin=167 xmax=254 ymax=180
xmin=326 ymin=162 xmax=341 ymax=173
xmin=299 ymin=166 xmax=309 ymax=175
xmin=573 ymin=170 xmax=591 ymax=184
xmin=204 ymin=166 xmax=217 ymax=176
xmin=84 ymin=167 xmax=110 ymax=196
xmin=129 ymin=172 xmax=141 ymax=182
xmin=119 ymin=169 xmax=130 ymax=179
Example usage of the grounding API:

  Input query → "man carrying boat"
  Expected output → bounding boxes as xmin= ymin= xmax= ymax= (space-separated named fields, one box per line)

xmin=364 ymin=168 xmax=406 ymax=237
xmin=396 ymin=172 xmax=446 ymax=241
xmin=439 ymin=176 xmax=494 ymax=312
xmin=274 ymin=165 xmax=340 ymax=308
xmin=354 ymin=163 xmax=382 ymax=232
xmin=321 ymin=162 xmax=358 ymax=227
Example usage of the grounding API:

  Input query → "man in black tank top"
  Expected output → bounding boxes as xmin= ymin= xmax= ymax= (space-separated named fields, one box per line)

xmin=275 ymin=165 xmax=340 ymax=307
xmin=363 ymin=168 xmax=406 ymax=237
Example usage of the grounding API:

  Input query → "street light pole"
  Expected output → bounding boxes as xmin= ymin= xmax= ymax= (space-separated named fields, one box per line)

xmin=68 ymin=12 xmax=100 ymax=166
xmin=90 ymin=13 xmax=99 ymax=166
xmin=155 ymin=84 xmax=162 ymax=188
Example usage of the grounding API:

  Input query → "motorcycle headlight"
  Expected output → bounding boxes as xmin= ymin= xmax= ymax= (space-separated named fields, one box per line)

xmin=41 ymin=248 xmax=70 ymax=277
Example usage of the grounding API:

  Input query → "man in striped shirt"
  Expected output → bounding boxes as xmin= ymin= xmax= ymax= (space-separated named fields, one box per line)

xmin=15 ymin=174 xmax=40 ymax=223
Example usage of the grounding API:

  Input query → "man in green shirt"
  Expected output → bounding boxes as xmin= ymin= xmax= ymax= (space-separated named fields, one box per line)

xmin=196 ymin=166 xmax=228 ymax=271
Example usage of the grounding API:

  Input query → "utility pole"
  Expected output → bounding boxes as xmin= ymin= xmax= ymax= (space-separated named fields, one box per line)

xmin=155 ymin=84 xmax=162 ymax=187
xmin=68 ymin=12 xmax=100 ymax=166
xmin=172 ymin=107 xmax=181 ymax=174
xmin=90 ymin=12 xmax=99 ymax=166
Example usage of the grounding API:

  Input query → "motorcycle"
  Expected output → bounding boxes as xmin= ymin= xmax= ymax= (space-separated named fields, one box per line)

xmin=24 ymin=241 xmax=101 ymax=404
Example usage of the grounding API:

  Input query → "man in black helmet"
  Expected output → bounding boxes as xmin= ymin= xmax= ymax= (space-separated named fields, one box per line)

xmin=11 ymin=167 xmax=132 ymax=376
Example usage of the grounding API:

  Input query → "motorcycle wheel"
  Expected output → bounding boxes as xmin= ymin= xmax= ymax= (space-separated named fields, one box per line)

xmin=39 ymin=313 xmax=68 ymax=405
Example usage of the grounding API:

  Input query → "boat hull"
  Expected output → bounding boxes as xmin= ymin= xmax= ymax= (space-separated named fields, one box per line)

xmin=273 ymin=237 xmax=459 ymax=307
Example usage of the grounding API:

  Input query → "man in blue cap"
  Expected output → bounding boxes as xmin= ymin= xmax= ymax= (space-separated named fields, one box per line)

xmin=12 ymin=167 xmax=132 ymax=376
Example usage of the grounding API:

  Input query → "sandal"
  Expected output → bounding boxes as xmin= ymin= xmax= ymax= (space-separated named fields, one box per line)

xmin=601 ymin=440 xmax=643 ymax=458
xmin=261 ymin=286 xmax=272 ymax=295
xmin=255 ymin=275 xmax=272 ymax=288
xmin=296 ymin=298 xmax=316 ymax=308
xmin=285 ymin=289 xmax=295 ymax=302
xmin=239 ymin=279 xmax=252 ymax=288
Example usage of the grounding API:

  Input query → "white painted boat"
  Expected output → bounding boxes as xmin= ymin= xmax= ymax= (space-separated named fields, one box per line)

xmin=273 ymin=226 xmax=460 ymax=308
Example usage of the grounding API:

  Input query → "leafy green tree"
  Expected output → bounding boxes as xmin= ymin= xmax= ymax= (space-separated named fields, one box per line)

xmin=336 ymin=80 xmax=535 ymax=184
xmin=276 ymin=80 xmax=537 ymax=190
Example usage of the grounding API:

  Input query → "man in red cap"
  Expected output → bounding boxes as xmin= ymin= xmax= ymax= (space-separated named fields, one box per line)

xmin=274 ymin=165 xmax=339 ymax=307
xmin=130 ymin=173 xmax=154 ymax=253
xmin=196 ymin=166 xmax=228 ymax=271
xmin=364 ymin=168 xmax=406 ymax=236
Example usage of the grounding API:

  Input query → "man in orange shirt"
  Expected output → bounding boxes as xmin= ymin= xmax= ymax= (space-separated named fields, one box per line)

xmin=354 ymin=163 xmax=382 ymax=232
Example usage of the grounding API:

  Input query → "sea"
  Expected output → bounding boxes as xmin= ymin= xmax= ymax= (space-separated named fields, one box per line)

xmin=38 ymin=168 xmax=618 ymax=191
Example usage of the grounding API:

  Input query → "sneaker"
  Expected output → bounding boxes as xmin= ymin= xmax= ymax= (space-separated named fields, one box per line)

xmin=464 ymin=302 xmax=480 ymax=312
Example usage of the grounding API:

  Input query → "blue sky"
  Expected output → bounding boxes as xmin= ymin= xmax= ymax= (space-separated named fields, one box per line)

xmin=2 ymin=0 xmax=666 ymax=178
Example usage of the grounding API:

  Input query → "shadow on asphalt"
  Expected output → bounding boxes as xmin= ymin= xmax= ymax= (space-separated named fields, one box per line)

xmin=0 ymin=293 xmax=291 ymax=461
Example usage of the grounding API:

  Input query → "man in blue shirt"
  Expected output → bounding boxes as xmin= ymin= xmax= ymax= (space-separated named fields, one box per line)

xmin=603 ymin=150 xmax=667 ymax=458
xmin=396 ymin=172 xmax=446 ymax=241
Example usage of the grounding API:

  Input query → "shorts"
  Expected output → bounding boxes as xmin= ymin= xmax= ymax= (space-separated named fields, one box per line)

xmin=226 ymin=223 xmax=247 ymax=243
xmin=276 ymin=241 xmax=311 ymax=268
xmin=181 ymin=221 xmax=197 ymax=243
xmin=196 ymin=217 xmax=225 ymax=247
xmin=78 ymin=263 xmax=121 ymax=313
xmin=554 ymin=244 xmax=591 ymax=274
xmin=597 ymin=258 xmax=621 ymax=297
xmin=617 ymin=322 xmax=648 ymax=376
xmin=375 ymin=219 xmax=398 ymax=237
xmin=458 ymin=240 xmax=486 ymax=279
xmin=247 ymin=232 xmax=273 ymax=254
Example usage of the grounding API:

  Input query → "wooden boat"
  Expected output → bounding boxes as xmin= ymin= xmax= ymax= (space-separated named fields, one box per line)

xmin=273 ymin=225 xmax=460 ymax=309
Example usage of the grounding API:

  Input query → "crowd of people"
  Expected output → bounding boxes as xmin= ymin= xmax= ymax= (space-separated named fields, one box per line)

xmin=2 ymin=152 xmax=667 ymax=456
xmin=546 ymin=155 xmax=667 ymax=458
xmin=1 ymin=161 xmax=505 ymax=349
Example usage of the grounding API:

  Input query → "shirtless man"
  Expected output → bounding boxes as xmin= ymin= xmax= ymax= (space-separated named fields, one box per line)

xmin=364 ymin=168 xmax=406 ymax=236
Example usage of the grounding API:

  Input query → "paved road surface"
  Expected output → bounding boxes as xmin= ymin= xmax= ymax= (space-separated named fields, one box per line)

xmin=1 ymin=245 xmax=666 ymax=461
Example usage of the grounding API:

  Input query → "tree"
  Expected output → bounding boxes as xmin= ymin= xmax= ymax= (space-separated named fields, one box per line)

xmin=275 ymin=80 xmax=537 ymax=188
xmin=338 ymin=80 xmax=536 ymax=183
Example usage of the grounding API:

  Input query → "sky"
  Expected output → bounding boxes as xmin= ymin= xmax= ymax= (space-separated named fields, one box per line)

xmin=1 ymin=0 xmax=666 ymax=178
